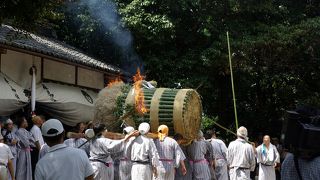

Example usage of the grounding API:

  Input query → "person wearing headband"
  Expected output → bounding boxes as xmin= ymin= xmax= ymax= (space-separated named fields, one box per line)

xmin=153 ymin=125 xmax=187 ymax=180
xmin=119 ymin=126 xmax=135 ymax=180
xmin=130 ymin=122 xmax=162 ymax=180
xmin=1 ymin=118 xmax=19 ymax=179
xmin=187 ymin=130 xmax=214 ymax=180
xmin=89 ymin=123 xmax=138 ymax=180
xmin=227 ymin=126 xmax=256 ymax=180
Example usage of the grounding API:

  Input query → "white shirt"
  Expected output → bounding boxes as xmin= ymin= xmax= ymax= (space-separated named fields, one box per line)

xmin=30 ymin=125 xmax=44 ymax=146
xmin=130 ymin=135 xmax=161 ymax=167
xmin=227 ymin=138 xmax=256 ymax=171
xmin=35 ymin=144 xmax=94 ymax=180
xmin=0 ymin=143 xmax=14 ymax=165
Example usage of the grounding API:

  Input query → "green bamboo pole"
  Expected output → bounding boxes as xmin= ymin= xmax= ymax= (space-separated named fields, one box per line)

xmin=227 ymin=31 xmax=239 ymax=130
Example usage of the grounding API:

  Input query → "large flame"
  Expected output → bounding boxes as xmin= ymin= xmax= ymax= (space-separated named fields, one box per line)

xmin=133 ymin=68 xmax=148 ymax=115
xmin=107 ymin=77 xmax=123 ymax=88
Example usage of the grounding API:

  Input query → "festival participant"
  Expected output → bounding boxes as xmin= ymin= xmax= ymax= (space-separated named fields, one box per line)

xmin=227 ymin=126 xmax=256 ymax=180
xmin=131 ymin=122 xmax=162 ymax=180
xmin=174 ymin=133 xmax=192 ymax=180
xmin=30 ymin=115 xmax=45 ymax=177
xmin=256 ymin=135 xmax=280 ymax=180
xmin=153 ymin=125 xmax=187 ymax=180
xmin=2 ymin=119 xmax=19 ymax=178
xmin=66 ymin=122 xmax=87 ymax=139
xmin=0 ymin=134 xmax=15 ymax=180
xmin=15 ymin=116 xmax=34 ymax=180
xmin=187 ymin=130 xmax=213 ymax=180
xmin=207 ymin=129 xmax=228 ymax=180
xmin=89 ymin=124 xmax=138 ymax=180
xmin=119 ymin=126 xmax=135 ymax=180
xmin=35 ymin=119 xmax=94 ymax=180
xmin=64 ymin=123 xmax=89 ymax=155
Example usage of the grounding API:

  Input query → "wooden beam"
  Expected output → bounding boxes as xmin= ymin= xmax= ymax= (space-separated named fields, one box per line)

xmin=0 ymin=48 xmax=7 ymax=54
xmin=0 ymin=44 xmax=121 ymax=76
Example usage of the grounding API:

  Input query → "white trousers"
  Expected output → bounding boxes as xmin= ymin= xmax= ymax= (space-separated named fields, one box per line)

xmin=91 ymin=161 xmax=114 ymax=180
xmin=215 ymin=159 xmax=228 ymax=180
xmin=229 ymin=168 xmax=250 ymax=180
xmin=131 ymin=164 xmax=152 ymax=180
xmin=0 ymin=166 xmax=8 ymax=180
xmin=258 ymin=164 xmax=276 ymax=180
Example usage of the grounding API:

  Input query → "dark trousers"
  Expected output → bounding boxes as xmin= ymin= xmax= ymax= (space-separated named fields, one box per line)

xmin=31 ymin=147 xmax=39 ymax=179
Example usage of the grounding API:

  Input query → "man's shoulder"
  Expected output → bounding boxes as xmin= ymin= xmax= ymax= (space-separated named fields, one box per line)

xmin=0 ymin=142 xmax=10 ymax=149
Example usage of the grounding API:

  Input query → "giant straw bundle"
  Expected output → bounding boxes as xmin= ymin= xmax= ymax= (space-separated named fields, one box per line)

xmin=94 ymin=82 xmax=202 ymax=141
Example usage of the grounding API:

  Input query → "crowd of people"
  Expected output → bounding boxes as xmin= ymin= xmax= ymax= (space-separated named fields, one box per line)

xmin=0 ymin=115 xmax=319 ymax=180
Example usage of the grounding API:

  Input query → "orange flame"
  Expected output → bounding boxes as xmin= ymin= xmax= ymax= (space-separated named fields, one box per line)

xmin=133 ymin=68 xmax=148 ymax=115
xmin=107 ymin=77 xmax=123 ymax=88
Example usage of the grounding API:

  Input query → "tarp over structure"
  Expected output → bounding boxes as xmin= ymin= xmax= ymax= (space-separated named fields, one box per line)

xmin=0 ymin=72 xmax=28 ymax=116
xmin=36 ymin=83 xmax=97 ymax=126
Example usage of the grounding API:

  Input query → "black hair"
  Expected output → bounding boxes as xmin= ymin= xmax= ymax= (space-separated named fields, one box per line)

xmin=93 ymin=123 xmax=107 ymax=136
xmin=16 ymin=116 xmax=26 ymax=128
xmin=173 ymin=133 xmax=184 ymax=141
xmin=43 ymin=132 xmax=65 ymax=146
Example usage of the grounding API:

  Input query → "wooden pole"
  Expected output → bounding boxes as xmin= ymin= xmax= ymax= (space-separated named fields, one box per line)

xmin=227 ymin=31 xmax=239 ymax=130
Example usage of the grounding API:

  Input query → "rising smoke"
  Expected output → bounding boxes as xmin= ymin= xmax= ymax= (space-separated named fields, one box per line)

xmin=74 ymin=0 xmax=144 ymax=75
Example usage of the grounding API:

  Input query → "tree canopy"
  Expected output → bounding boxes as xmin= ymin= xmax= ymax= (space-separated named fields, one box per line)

xmin=1 ymin=0 xmax=320 ymax=140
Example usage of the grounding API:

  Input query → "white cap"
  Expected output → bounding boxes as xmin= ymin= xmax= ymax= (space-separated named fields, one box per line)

xmin=85 ymin=129 xmax=95 ymax=139
xmin=41 ymin=119 xmax=64 ymax=137
xmin=138 ymin=123 xmax=150 ymax=135
xmin=237 ymin=126 xmax=248 ymax=139
xmin=123 ymin=126 xmax=135 ymax=134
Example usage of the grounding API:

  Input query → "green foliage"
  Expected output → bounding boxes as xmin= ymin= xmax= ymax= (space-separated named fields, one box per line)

xmin=202 ymin=115 xmax=219 ymax=131
xmin=2 ymin=0 xmax=320 ymax=139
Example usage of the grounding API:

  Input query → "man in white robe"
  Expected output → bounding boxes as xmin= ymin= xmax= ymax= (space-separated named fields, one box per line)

xmin=187 ymin=130 xmax=213 ymax=180
xmin=2 ymin=119 xmax=19 ymax=179
xmin=130 ymin=123 xmax=162 ymax=180
xmin=15 ymin=117 xmax=34 ymax=180
xmin=256 ymin=135 xmax=280 ymax=180
xmin=89 ymin=124 xmax=138 ymax=180
xmin=207 ymin=129 xmax=228 ymax=180
xmin=153 ymin=125 xmax=187 ymax=180
xmin=119 ymin=126 xmax=135 ymax=180
xmin=227 ymin=126 xmax=256 ymax=180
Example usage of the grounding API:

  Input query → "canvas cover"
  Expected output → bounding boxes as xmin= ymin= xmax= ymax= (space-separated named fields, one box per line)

xmin=36 ymin=82 xmax=97 ymax=126
xmin=0 ymin=72 xmax=28 ymax=116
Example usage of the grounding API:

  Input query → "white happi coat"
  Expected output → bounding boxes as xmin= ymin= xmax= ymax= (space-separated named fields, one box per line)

xmin=256 ymin=144 xmax=280 ymax=180
xmin=175 ymin=144 xmax=192 ymax=180
xmin=89 ymin=137 xmax=125 ymax=180
xmin=2 ymin=129 xmax=19 ymax=179
xmin=209 ymin=138 xmax=228 ymax=180
xmin=119 ymin=136 xmax=135 ymax=180
xmin=64 ymin=138 xmax=90 ymax=155
xmin=227 ymin=138 xmax=256 ymax=180
xmin=187 ymin=140 xmax=213 ymax=180
xmin=15 ymin=128 xmax=34 ymax=180
xmin=130 ymin=135 xmax=162 ymax=180
xmin=153 ymin=136 xmax=185 ymax=180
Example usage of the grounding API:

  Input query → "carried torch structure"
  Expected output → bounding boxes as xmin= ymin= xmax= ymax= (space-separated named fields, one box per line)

xmin=94 ymin=69 xmax=202 ymax=143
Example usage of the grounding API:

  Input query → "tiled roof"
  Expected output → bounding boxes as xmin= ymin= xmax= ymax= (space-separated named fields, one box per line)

xmin=0 ymin=25 xmax=123 ymax=74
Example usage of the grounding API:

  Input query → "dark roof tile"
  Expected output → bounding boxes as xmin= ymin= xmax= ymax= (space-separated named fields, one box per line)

xmin=0 ymin=25 xmax=124 ymax=74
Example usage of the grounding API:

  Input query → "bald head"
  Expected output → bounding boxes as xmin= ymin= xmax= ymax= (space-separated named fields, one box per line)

xmin=263 ymin=135 xmax=271 ymax=146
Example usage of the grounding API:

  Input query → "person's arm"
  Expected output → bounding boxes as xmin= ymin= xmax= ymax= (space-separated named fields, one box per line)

xmin=35 ymin=141 xmax=41 ymax=151
xmin=67 ymin=132 xmax=85 ymax=139
xmin=180 ymin=160 xmax=187 ymax=175
xmin=8 ymin=159 xmax=15 ymax=180
xmin=274 ymin=145 xmax=281 ymax=168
